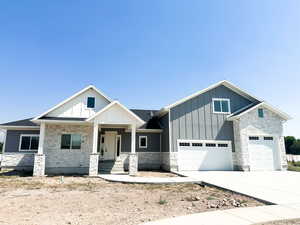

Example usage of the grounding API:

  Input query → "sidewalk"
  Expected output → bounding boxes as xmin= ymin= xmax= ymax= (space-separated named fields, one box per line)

xmin=141 ymin=204 xmax=300 ymax=225
xmin=98 ymin=174 xmax=201 ymax=184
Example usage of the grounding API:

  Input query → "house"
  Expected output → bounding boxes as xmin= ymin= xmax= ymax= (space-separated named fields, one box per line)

xmin=0 ymin=81 xmax=291 ymax=176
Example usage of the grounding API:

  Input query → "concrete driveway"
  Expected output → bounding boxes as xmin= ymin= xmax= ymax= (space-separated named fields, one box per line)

xmin=179 ymin=171 xmax=300 ymax=205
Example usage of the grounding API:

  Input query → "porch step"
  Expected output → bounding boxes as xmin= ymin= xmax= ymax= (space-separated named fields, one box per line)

xmin=99 ymin=160 xmax=124 ymax=173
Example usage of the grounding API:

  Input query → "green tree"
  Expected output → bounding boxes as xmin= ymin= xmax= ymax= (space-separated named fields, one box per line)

xmin=285 ymin=136 xmax=296 ymax=154
xmin=290 ymin=140 xmax=300 ymax=155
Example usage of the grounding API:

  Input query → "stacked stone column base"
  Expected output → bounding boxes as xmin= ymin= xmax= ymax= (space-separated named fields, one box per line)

xmin=33 ymin=154 xmax=46 ymax=176
xmin=89 ymin=154 xmax=99 ymax=177
xmin=129 ymin=153 xmax=138 ymax=176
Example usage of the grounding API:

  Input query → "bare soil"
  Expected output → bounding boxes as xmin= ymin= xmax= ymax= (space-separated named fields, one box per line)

xmin=0 ymin=170 xmax=264 ymax=225
xmin=255 ymin=219 xmax=300 ymax=225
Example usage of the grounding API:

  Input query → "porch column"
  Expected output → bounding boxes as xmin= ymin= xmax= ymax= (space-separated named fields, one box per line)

xmin=89 ymin=123 xmax=100 ymax=176
xmin=129 ymin=124 xmax=138 ymax=176
xmin=33 ymin=122 xmax=46 ymax=176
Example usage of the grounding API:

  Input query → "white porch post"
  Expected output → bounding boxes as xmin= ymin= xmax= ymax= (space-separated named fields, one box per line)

xmin=89 ymin=123 xmax=100 ymax=176
xmin=129 ymin=124 xmax=138 ymax=176
xmin=33 ymin=122 xmax=46 ymax=176
xmin=131 ymin=124 xmax=136 ymax=154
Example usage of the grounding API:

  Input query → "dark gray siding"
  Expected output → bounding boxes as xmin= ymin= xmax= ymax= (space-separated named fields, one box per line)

xmin=122 ymin=133 xmax=161 ymax=153
xmin=170 ymin=85 xmax=255 ymax=152
xmin=100 ymin=128 xmax=161 ymax=153
xmin=159 ymin=113 xmax=170 ymax=152
xmin=4 ymin=130 xmax=40 ymax=153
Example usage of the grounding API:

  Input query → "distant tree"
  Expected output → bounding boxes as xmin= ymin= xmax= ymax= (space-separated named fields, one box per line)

xmin=285 ymin=136 xmax=296 ymax=154
xmin=290 ymin=140 xmax=300 ymax=155
xmin=0 ymin=142 xmax=3 ymax=153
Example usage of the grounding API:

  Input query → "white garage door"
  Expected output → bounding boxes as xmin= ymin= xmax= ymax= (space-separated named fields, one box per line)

xmin=178 ymin=140 xmax=233 ymax=171
xmin=248 ymin=136 xmax=279 ymax=171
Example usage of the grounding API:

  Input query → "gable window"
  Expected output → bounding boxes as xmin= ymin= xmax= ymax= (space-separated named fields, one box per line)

xmin=87 ymin=97 xmax=95 ymax=108
xmin=61 ymin=134 xmax=82 ymax=150
xmin=139 ymin=136 xmax=148 ymax=148
xmin=19 ymin=135 xmax=39 ymax=151
xmin=258 ymin=108 xmax=264 ymax=118
xmin=213 ymin=98 xmax=231 ymax=114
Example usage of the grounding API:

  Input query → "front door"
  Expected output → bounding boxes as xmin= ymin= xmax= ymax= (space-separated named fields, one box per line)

xmin=103 ymin=132 xmax=117 ymax=160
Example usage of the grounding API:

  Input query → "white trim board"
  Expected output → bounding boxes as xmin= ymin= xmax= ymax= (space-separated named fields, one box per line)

xmin=0 ymin=126 xmax=40 ymax=130
xmin=227 ymin=102 xmax=291 ymax=121
xmin=87 ymin=101 xmax=145 ymax=125
xmin=32 ymin=85 xmax=112 ymax=121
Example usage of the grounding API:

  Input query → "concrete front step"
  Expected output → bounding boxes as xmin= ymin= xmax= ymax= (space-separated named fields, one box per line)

xmin=99 ymin=160 xmax=124 ymax=173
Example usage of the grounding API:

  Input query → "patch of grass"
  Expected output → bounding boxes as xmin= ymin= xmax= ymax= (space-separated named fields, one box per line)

xmin=206 ymin=196 xmax=216 ymax=201
xmin=288 ymin=162 xmax=300 ymax=172
xmin=158 ymin=196 xmax=167 ymax=205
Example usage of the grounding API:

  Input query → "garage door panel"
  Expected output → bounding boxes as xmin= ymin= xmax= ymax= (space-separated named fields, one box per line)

xmin=178 ymin=141 xmax=233 ymax=171
xmin=248 ymin=136 xmax=278 ymax=171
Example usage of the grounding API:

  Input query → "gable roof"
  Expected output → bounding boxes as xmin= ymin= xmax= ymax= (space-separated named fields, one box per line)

xmin=159 ymin=80 xmax=262 ymax=116
xmin=0 ymin=118 xmax=38 ymax=127
xmin=227 ymin=102 xmax=292 ymax=121
xmin=32 ymin=85 xmax=112 ymax=121
xmin=87 ymin=101 xmax=145 ymax=126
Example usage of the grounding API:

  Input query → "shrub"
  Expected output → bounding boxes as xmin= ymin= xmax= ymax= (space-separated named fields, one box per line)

xmin=158 ymin=196 xmax=167 ymax=205
xmin=290 ymin=140 xmax=300 ymax=155
xmin=285 ymin=136 xmax=296 ymax=154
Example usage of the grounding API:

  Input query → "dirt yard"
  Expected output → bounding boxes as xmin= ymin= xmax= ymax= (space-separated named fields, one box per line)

xmin=0 ymin=171 xmax=264 ymax=225
xmin=256 ymin=219 xmax=300 ymax=225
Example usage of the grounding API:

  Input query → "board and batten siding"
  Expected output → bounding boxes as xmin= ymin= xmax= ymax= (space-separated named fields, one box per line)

xmin=159 ymin=113 xmax=170 ymax=152
xmin=4 ymin=130 xmax=40 ymax=153
xmin=170 ymin=85 xmax=255 ymax=152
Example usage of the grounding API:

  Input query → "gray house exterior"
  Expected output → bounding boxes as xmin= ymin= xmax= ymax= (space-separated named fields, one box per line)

xmin=0 ymin=81 xmax=291 ymax=176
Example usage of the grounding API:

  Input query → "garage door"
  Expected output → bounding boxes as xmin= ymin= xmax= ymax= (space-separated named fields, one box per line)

xmin=248 ymin=136 xmax=279 ymax=171
xmin=178 ymin=140 xmax=233 ymax=171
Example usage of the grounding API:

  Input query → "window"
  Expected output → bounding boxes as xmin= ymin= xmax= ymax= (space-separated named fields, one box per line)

xmin=249 ymin=136 xmax=259 ymax=140
xmin=179 ymin=142 xmax=190 ymax=147
xmin=192 ymin=143 xmax=203 ymax=147
xmin=87 ymin=97 xmax=95 ymax=108
xmin=61 ymin=134 xmax=82 ymax=150
xmin=139 ymin=136 xmax=147 ymax=148
xmin=218 ymin=143 xmax=228 ymax=147
xmin=19 ymin=135 xmax=39 ymax=151
xmin=213 ymin=98 xmax=231 ymax=114
xmin=258 ymin=108 xmax=264 ymax=118
xmin=264 ymin=137 xmax=274 ymax=141
xmin=206 ymin=143 xmax=216 ymax=147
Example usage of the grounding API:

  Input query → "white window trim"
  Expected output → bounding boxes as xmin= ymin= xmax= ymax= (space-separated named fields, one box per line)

xmin=87 ymin=97 xmax=96 ymax=109
xmin=61 ymin=133 xmax=82 ymax=150
xmin=19 ymin=134 xmax=39 ymax=152
xmin=212 ymin=98 xmax=231 ymax=114
xmin=139 ymin=136 xmax=148 ymax=149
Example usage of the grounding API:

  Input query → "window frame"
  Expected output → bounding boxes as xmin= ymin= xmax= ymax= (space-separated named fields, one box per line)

xmin=19 ymin=134 xmax=40 ymax=152
xmin=61 ymin=133 xmax=82 ymax=150
xmin=212 ymin=98 xmax=231 ymax=114
xmin=87 ymin=97 xmax=95 ymax=109
xmin=258 ymin=108 xmax=264 ymax=118
xmin=139 ymin=136 xmax=148 ymax=149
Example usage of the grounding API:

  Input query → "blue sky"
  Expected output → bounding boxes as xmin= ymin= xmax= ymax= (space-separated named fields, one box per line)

xmin=0 ymin=0 xmax=299 ymax=138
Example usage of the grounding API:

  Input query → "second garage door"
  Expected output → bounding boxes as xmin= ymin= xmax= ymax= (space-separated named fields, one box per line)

xmin=248 ymin=136 xmax=279 ymax=171
xmin=178 ymin=140 xmax=233 ymax=171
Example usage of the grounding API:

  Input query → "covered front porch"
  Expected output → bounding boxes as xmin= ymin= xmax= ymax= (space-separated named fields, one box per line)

xmin=89 ymin=123 xmax=139 ymax=176
xmin=32 ymin=101 xmax=145 ymax=176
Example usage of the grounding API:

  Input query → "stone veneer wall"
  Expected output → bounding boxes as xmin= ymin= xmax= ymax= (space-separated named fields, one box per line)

xmin=44 ymin=124 xmax=93 ymax=174
xmin=1 ymin=153 xmax=35 ymax=171
xmin=233 ymin=108 xmax=287 ymax=171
